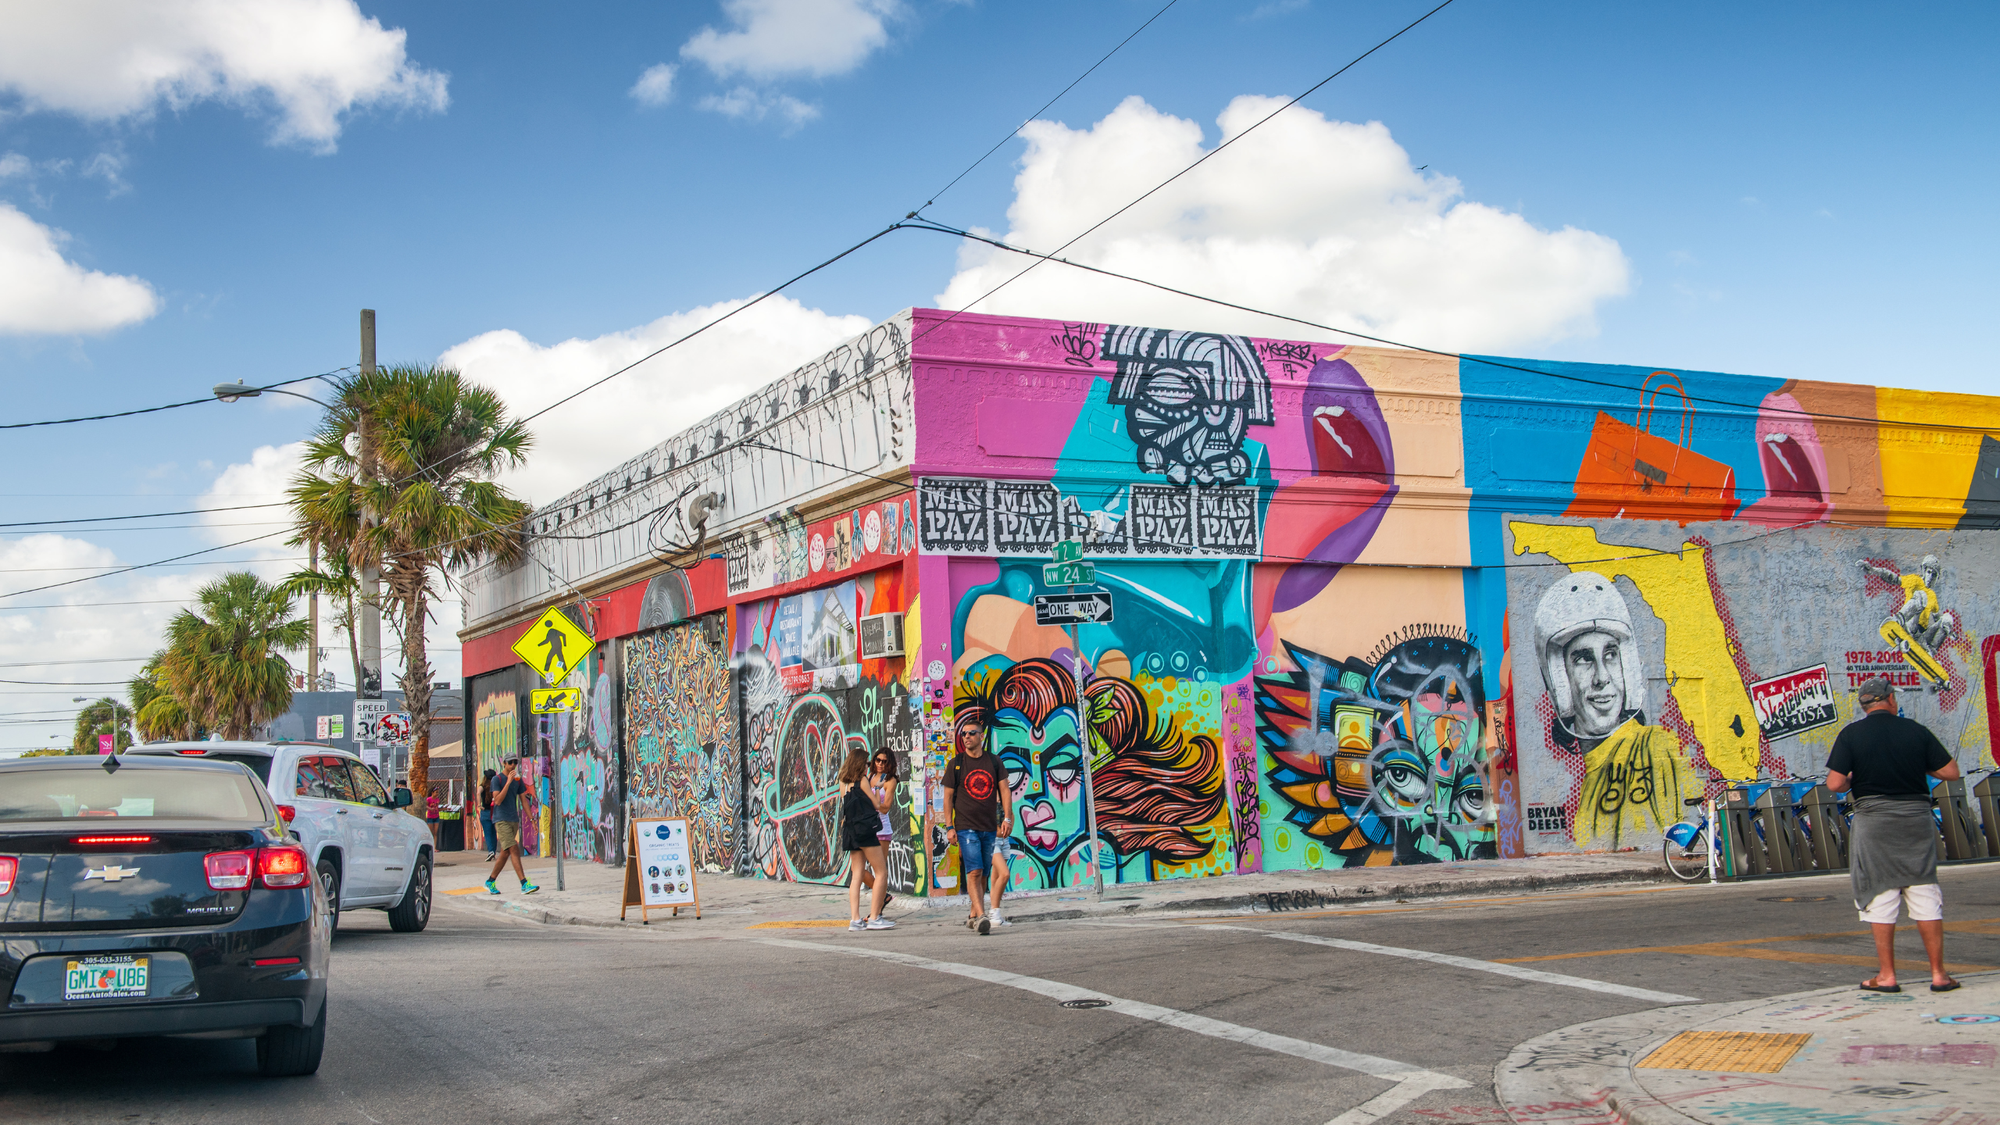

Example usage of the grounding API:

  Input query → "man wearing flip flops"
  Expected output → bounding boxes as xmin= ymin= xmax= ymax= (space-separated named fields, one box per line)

xmin=1825 ymin=676 xmax=1960 ymax=993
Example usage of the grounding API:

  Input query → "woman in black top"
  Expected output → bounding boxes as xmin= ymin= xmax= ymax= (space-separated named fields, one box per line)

xmin=478 ymin=769 xmax=497 ymax=859
xmin=839 ymin=748 xmax=895 ymax=931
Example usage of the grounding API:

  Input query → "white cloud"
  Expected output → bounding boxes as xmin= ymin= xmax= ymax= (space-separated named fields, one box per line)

xmin=437 ymin=294 xmax=872 ymax=507
xmin=697 ymin=86 xmax=819 ymax=129
xmin=681 ymin=0 xmax=900 ymax=81
xmin=198 ymin=441 xmax=304 ymax=550
xmin=0 ymin=203 xmax=159 ymax=335
xmin=0 ymin=152 xmax=29 ymax=179
xmin=629 ymin=63 xmax=677 ymax=107
xmin=935 ymin=95 xmax=1631 ymax=354
xmin=0 ymin=0 xmax=448 ymax=152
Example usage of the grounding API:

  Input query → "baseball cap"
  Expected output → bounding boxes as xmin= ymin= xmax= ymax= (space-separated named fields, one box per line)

xmin=1857 ymin=677 xmax=1894 ymax=703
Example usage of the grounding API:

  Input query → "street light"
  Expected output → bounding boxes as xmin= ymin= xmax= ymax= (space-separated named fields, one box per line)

xmin=212 ymin=381 xmax=333 ymax=409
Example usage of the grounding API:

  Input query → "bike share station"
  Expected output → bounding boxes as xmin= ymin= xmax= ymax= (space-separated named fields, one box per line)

xmin=1667 ymin=771 xmax=2000 ymax=883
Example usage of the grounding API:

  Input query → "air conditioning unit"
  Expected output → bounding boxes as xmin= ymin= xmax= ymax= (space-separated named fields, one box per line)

xmin=859 ymin=612 xmax=905 ymax=659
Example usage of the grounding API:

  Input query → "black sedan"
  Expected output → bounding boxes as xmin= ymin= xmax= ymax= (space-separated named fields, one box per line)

xmin=0 ymin=754 xmax=330 ymax=1076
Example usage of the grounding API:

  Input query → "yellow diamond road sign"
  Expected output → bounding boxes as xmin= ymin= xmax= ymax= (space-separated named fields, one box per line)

xmin=512 ymin=607 xmax=594 ymax=685
xmin=532 ymin=688 xmax=580 ymax=714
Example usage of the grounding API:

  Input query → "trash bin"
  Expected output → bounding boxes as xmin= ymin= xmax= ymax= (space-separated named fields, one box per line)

xmin=440 ymin=817 xmax=465 ymax=852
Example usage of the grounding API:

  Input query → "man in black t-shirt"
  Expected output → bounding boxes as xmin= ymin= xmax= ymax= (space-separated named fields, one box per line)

xmin=941 ymin=721 xmax=1012 ymax=936
xmin=1826 ymin=677 xmax=1961 ymax=992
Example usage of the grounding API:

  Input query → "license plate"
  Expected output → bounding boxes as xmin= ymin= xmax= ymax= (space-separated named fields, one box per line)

xmin=63 ymin=955 xmax=149 ymax=1001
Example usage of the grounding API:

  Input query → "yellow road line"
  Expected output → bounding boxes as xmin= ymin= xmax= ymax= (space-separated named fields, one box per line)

xmin=1178 ymin=883 xmax=1678 ymax=925
xmin=442 ymin=887 xmax=487 ymax=896
xmin=747 ymin=919 xmax=852 ymax=929
xmin=1495 ymin=916 xmax=2000 ymax=972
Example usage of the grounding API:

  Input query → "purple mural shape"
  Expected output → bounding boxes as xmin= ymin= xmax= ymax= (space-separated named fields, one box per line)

xmin=1101 ymin=325 xmax=1274 ymax=486
xmin=1269 ymin=357 xmax=1398 ymax=613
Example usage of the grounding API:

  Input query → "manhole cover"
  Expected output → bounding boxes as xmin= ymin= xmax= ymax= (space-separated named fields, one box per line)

xmin=1758 ymin=895 xmax=1835 ymax=903
xmin=1060 ymin=999 xmax=1111 ymax=1009
xmin=1639 ymin=1031 xmax=1812 ymax=1073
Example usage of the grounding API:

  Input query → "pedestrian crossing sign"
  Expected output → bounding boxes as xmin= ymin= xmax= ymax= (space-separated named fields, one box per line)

xmin=532 ymin=688 xmax=581 ymax=714
xmin=512 ymin=607 xmax=594 ymax=685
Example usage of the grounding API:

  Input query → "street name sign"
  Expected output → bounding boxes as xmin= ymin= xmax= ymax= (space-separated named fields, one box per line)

xmin=1043 ymin=562 xmax=1097 ymax=586
xmin=512 ymin=607 xmax=594 ymax=685
xmin=1034 ymin=592 xmax=1115 ymax=626
xmin=532 ymin=688 xmax=581 ymax=714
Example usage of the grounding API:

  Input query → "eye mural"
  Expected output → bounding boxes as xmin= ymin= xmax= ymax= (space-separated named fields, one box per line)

xmin=1256 ymin=635 xmax=1496 ymax=866
xmin=955 ymin=656 xmax=1229 ymax=889
xmin=1101 ymin=325 xmax=1275 ymax=487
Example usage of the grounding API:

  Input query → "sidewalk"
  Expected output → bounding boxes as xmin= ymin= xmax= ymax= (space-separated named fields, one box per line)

xmin=430 ymin=849 xmax=1671 ymax=931
xmin=1496 ymin=973 xmax=2000 ymax=1125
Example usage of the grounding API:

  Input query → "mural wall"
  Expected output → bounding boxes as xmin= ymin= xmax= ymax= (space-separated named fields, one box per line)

xmin=1503 ymin=518 xmax=1997 ymax=852
xmin=623 ymin=617 xmax=738 ymax=873
xmin=911 ymin=310 xmax=2000 ymax=872
xmin=734 ymin=568 xmax=915 ymax=888
xmin=468 ymin=667 xmax=539 ymax=857
xmin=551 ymin=644 xmax=622 ymax=865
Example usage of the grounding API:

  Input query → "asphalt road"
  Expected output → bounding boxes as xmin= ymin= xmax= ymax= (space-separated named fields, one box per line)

xmin=5 ymin=863 xmax=1998 ymax=1125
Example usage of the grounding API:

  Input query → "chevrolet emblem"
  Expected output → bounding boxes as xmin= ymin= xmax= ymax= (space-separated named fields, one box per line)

xmin=83 ymin=865 xmax=141 ymax=882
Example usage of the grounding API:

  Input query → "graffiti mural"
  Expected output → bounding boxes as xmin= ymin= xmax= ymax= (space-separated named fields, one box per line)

xmin=624 ymin=618 xmax=738 ymax=872
xmin=1506 ymin=518 xmax=1996 ymax=852
xmin=552 ymin=645 xmax=621 ymax=865
xmin=950 ymin=655 xmax=1229 ymax=889
xmin=1257 ymin=634 xmax=1495 ymax=867
xmin=470 ymin=674 xmax=537 ymax=856
xmin=734 ymin=569 xmax=914 ymax=887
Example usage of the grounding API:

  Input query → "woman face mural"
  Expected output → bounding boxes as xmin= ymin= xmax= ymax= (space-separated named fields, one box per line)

xmin=961 ymin=658 xmax=1089 ymax=886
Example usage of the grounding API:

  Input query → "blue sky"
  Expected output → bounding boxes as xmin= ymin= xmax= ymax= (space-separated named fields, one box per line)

xmin=1 ymin=0 xmax=1994 ymax=748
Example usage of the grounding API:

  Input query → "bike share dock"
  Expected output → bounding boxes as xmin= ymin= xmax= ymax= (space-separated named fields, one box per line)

xmin=1666 ymin=774 xmax=2000 ymax=883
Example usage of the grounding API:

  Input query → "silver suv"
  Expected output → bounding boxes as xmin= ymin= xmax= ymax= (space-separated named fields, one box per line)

xmin=126 ymin=742 xmax=432 ymax=933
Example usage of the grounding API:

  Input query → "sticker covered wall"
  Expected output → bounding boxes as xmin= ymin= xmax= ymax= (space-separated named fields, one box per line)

xmin=623 ymin=617 xmax=739 ymax=873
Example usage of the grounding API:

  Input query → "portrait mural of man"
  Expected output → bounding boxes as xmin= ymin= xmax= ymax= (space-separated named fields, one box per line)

xmin=1533 ymin=571 xmax=1692 ymax=846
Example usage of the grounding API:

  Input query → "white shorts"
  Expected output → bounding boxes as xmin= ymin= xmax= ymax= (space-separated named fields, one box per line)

xmin=1858 ymin=884 xmax=1943 ymax=924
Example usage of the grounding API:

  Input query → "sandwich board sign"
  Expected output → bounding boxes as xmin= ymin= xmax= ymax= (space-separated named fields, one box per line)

xmin=622 ymin=817 xmax=700 ymax=922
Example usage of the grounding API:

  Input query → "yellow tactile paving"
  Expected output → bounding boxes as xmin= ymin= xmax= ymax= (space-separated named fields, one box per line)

xmin=1638 ymin=1031 xmax=1812 ymax=1073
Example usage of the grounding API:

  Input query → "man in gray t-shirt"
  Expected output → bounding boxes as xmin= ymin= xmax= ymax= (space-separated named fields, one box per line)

xmin=484 ymin=757 xmax=539 ymax=895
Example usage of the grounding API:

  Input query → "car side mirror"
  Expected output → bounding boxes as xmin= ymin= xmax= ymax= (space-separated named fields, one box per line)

xmin=392 ymin=787 xmax=414 ymax=808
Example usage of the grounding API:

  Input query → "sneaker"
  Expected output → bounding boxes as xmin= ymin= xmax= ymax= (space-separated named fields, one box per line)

xmin=485 ymin=879 xmax=500 ymax=895
xmin=866 ymin=917 xmax=896 ymax=930
xmin=521 ymin=883 xmax=540 ymax=895
xmin=848 ymin=919 xmax=867 ymax=931
xmin=990 ymin=909 xmax=1009 ymax=927
xmin=977 ymin=916 xmax=991 ymax=936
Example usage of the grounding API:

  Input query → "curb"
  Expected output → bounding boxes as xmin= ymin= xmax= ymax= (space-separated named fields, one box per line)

xmin=1494 ymin=997 xmax=1763 ymax=1125
xmin=438 ymin=863 xmax=1671 ymax=931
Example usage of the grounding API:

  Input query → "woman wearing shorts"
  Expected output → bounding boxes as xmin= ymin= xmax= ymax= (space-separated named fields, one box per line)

xmin=839 ymin=748 xmax=895 ymax=931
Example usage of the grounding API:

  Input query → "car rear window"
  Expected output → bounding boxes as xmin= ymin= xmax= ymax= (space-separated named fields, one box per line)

xmin=189 ymin=752 xmax=272 ymax=782
xmin=0 ymin=766 xmax=268 ymax=822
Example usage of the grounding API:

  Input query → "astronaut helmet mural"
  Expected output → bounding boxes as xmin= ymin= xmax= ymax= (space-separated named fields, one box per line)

xmin=1531 ymin=571 xmax=1693 ymax=847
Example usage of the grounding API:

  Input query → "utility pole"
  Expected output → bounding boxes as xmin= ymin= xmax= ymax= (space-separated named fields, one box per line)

xmin=307 ymin=541 xmax=318 ymax=691
xmin=358 ymin=310 xmax=382 ymax=703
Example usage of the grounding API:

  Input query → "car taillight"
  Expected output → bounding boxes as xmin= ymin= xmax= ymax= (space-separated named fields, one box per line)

xmin=73 ymin=835 xmax=153 ymax=846
xmin=258 ymin=846 xmax=310 ymax=889
xmin=0 ymin=857 xmax=16 ymax=896
xmin=175 ymin=748 xmax=208 ymax=755
xmin=205 ymin=850 xmax=253 ymax=890
xmin=274 ymin=804 xmax=297 ymax=823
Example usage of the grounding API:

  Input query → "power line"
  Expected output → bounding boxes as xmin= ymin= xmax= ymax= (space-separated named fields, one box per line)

xmin=912 ymin=0 xmax=1462 ymax=348
xmin=0 ymin=368 xmax=348 ymax=430
xmin=0 ymin=531 xmax=291 ymax=601
xmin=0 ymin=501 xmax=288 ymax=529
xmin=0 ymin=677 xmax=132 ymax=686
xmin=912 ymin=0 xmax=1182 ymax=217
xmin=0 ymin=599 xmax=202 ymax=611
xmin=0 ymin=555 xmax=303 ymax=574
xmin=0 ymin=657 xmax=146 ymax=668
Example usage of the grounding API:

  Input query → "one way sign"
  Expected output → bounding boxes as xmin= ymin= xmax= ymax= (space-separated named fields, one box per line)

xmin=1034 ymin=593 xmax=1115 ymax=626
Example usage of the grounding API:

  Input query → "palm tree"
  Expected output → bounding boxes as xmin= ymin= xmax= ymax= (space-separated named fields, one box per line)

xmin=155 ymin=571 xmax=310 ymax=740
xmin=279 ymin=553 xmax=362 ymax=692
xmin=290 ymin=365 xmax=532 ymax=803
xmin=131 ymin=655 xmax=200 ymax=741
xmin=72 ymin=697 xmax=134 ymax=755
